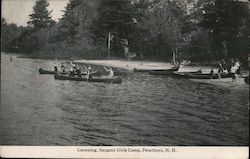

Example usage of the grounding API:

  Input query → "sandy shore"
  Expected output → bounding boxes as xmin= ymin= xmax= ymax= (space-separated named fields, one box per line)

xmin=74 ymin=59 xmax=175 ymax=71
xmin=74 ymin=59 xmax=249 ymax=75
xmin=74 ymin=59 xmax=221 ymax=73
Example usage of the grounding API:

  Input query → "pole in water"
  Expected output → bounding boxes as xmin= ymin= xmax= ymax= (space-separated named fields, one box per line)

xmin=10 ymin=56 xmax=12 ymax=62
xmin=108 ymin=32 xmax=111 ymax=58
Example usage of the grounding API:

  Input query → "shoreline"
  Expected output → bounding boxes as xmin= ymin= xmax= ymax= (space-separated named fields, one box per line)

xmin=2 ymin=52 xmax=249 ymax=73
xmin=74 ymin=59 xmax=175 ymax=71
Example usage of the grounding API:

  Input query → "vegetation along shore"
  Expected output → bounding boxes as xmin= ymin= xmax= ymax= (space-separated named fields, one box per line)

xmin=1 ymin=0 xmax=249 ymax=67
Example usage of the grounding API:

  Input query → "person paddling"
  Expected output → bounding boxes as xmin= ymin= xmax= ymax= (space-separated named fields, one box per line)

xmin=104 ymin=66 xmax=114 ymax=77
xmin=70 ymin=61 xmax=77 ymax=72
xmin=86 ymin=65 xmax=92 ymax=81
xmin=69 ymin=68 xmax=75 ymax=76
xmin=54 ymin=66 xmax=58 ymax=72
xmin=76 ymin=65 xmax=82 ymax=78
xmin=61 ymin=63 xmax=66 ymax=73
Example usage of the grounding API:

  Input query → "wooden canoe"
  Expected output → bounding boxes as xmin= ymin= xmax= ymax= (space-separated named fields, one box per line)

xmin=39 ymin=68 xmax=59 ymax=74
xmin=134 ymin=66 xmax=179 ymax=73
xmin=54 ymin=72 xmax=122 ymax=84
xmin=173 ymin=72 xmax=231 ymax=79
xmin=39 ymin=68 xmax=103 ymax=76
xmin=149 ymin=67 xmax=192 ymax=76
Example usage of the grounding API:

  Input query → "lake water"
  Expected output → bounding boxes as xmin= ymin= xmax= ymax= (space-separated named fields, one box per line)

xmin=0 ymin=53 xmax=249 ymax=146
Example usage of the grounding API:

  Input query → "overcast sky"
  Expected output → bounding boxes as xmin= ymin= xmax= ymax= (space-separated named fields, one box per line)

xmin=2 ymin=0 xmax=249 ymax=26
xmin=2 ymin=0 xmax=69 ymax=26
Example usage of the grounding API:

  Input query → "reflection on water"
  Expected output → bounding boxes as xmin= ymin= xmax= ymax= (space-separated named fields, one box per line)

xmin=0 ymin=53 xmax=249 ymax=145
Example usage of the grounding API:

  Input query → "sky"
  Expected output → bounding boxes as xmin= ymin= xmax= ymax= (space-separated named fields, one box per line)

xmin=2 ymin=0 xmax=249 ymax=26
xmin=1 ymin=0 xmax=69 ymax=26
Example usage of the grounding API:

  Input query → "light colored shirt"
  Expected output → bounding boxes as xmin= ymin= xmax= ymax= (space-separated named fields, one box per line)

xmin=235 ymin=62 xmax=240 ymax=69
xmin=109 ymin=70 xmax=114 ymax=77
xmin=230 ymin=66 xmax=237 ymax=73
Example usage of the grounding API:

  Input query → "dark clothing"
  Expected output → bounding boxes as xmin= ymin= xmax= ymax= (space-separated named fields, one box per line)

xmin=210 ymin=69 xmax=215 ymax=79
xmin=222 ymin=63 xmax=227 ymax=70
xmin=76 ymin=69 xmax=82 ymax=78
xmin=54 ymin=66 xmax=58 ymax=72
xmin=227 ymin=61 xmax=234 ymax=73
xmin=231 ymin=73 xmax=236 ymax=80
xmin=69 ymin=70 xmax=75 ymax=76
xmin=61 ymin=66 xmax=65 ymax=73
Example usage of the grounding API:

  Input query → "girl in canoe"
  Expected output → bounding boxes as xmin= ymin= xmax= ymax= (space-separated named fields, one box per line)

xmin=61 ymin=63 xmax=66 ymax=73
xmin=54 ymin=66 xmax=58 ymax=72
xmin=76 ymin=65 xmax=82 ymax=78
xmin=70 ymin=61 xmax=77 ymax=72
xmin=104 ymin=66 xmax=114 ymax=77
xmin=84 ymin=65 xmax=92 ymax=81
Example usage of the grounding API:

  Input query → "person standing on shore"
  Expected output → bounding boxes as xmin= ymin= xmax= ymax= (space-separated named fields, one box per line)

xmin=235 ymin=58 xmax=242 ymax=77
xmin=227 ymin=58 xmax=234 ymax=73
xmin=230 ymin=62 xmax=239 ymax=82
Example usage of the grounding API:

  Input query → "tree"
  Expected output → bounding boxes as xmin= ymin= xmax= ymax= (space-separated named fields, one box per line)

xmin=54 ymin=0 xmax=81 ymax=45
xmin=10 ymin=0 xmax=55 ymax=53
xmin=131 ymin=0 xmax=187 ymax=60
xmin=54 ymin=0 xmax=98 ymax=46
xmin=200 ymin=0 xmax=250 ymax=60
xmin=91 ymin=0 xmax=137 ymax=57
xmin=1 ymin=18 xmax=25 ymax=52
xmin=28 ymin=0 xmax=55 ymax=30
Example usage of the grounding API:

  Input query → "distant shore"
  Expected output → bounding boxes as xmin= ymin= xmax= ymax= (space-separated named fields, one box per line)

xmin=3 ymin=52 xmax=249 ymax=73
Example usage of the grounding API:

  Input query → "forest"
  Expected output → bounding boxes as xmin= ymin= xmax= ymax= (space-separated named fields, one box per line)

xmin=1 ymin=0 xmax=250 ymax=65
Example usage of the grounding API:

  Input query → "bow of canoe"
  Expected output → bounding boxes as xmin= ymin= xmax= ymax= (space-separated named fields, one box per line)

xmin=39 ymin=68 xmax=56 ymax=74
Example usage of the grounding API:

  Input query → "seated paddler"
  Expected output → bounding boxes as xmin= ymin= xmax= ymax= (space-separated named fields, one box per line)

xmin=103 ymin=66 xmax=114 ymax=77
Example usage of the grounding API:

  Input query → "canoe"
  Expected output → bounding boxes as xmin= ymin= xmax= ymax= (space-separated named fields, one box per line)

xmin=173 ymin=72 xmax=231 ymax=79
xmin=245 ymin=75 xmax=249 ymax=84
xmin=39 ymin=68 xmax=58 ymax=74
xmin=112 ymin=68 xmax=132 ymax=76
xmin=39 ymin=68 xmax=101 ymax=76
xmin=134 ymin=66 xmax=179 ymax=73
xmin=149 ymin=68 xmax=196 ymax=76
xmin=54 ymin=72 xmax=122 ymax=84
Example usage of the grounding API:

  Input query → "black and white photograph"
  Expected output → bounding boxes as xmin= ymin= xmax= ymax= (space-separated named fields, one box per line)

xmin=0 ymin=0 xmax=249 ymax=158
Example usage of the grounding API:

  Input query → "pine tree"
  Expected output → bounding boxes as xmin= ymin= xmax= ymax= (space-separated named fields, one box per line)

xmin=28 ymin=0 xmax=55 ymax=30
xmin=53 ymin=0 xmax=84 ymax=45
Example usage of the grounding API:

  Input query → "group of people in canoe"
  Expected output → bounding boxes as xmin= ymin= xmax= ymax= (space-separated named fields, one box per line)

xmin=53 ymin=61 xmax=114 ymax=80
xmin=216 ymin=58 xmax=242 ymax=82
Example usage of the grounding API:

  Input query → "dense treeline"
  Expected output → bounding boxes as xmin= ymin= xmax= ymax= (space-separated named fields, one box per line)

xmin=1 ymin=0 xmax=249 ymax=64
xmin=1 ymin=18 xmax=26 ymax=51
